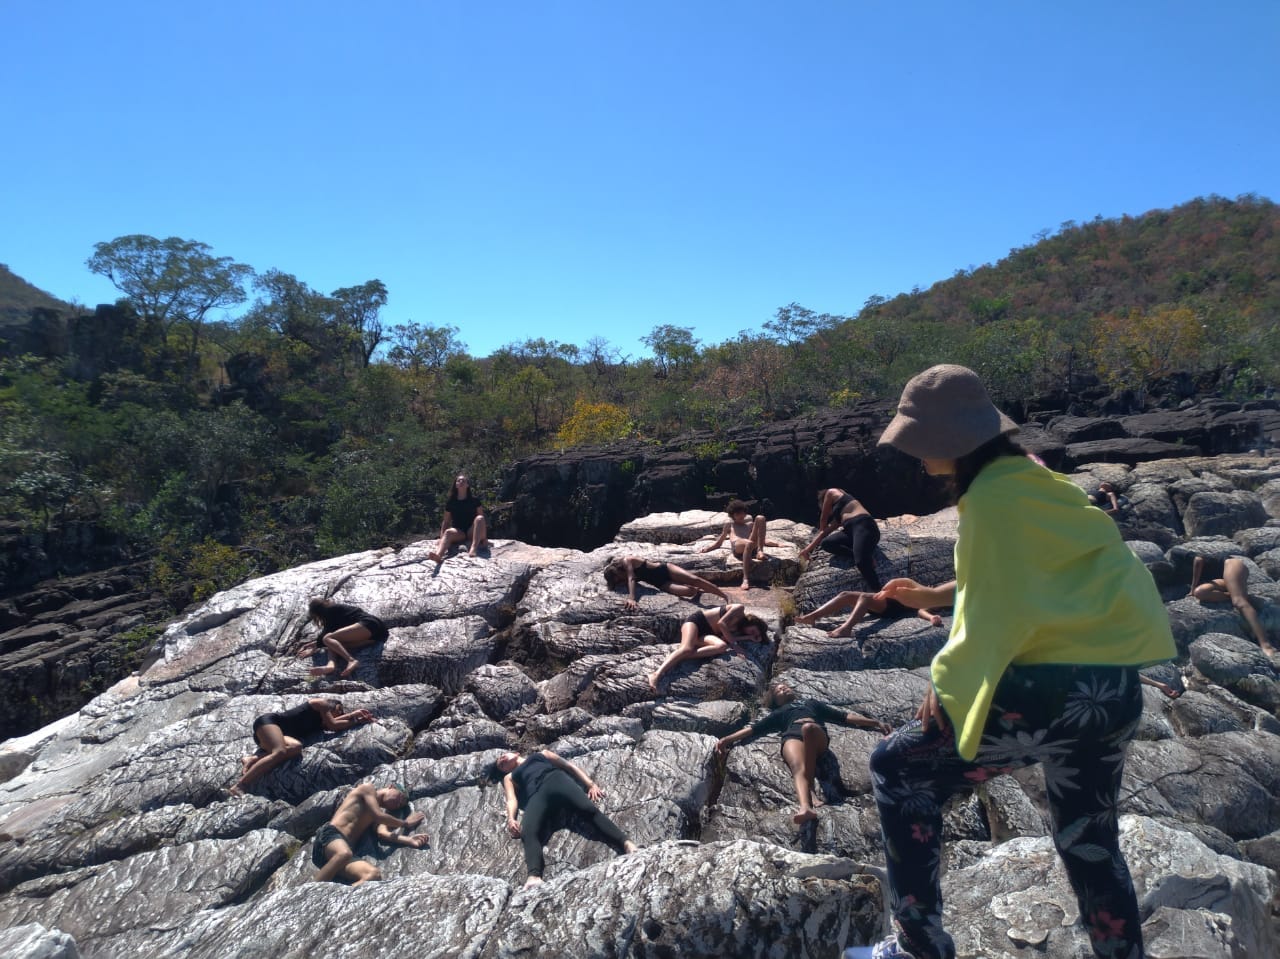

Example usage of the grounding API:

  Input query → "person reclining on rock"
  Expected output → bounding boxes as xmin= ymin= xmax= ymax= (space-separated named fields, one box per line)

xmin=716 ymin=681 xmax=890 ymax=825
xmin=230 ymin=698 xmax=374 ymax=796
xmin=795 ymin=589 xmax=944 ymax=637
xmin=1189 ymin=554 xmax=1277 ymax=658
xmin=700 ymin=499 xmax=784 ymax=590
xmin=1087 ymin=481 xmax=1128 ymax=518
xmin=304 ymin=597 xmax=390 ymax=678
xmin=647 ymin=603 xmax=768 ymax=692
xmin=313 ymin=782 xmax=428 ymax=884
xmin=491 ymin=749 xmax=638 ymax=888
xmin=603 ymin=556 xmax=730 ymax=609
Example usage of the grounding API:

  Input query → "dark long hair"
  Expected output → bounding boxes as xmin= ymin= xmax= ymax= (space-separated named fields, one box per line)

xmin=445 ymin=473 xmax=471 ymax=507
xmin=950 ymin=435 xmax=1027 ymax=499
xmin=308 ymin=597 xmax=333 ymax=625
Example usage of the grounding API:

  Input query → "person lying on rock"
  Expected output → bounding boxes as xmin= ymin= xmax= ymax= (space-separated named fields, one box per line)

xmin=647 ymin=603 xmax=769 ymax=692
xmin=313 ymin=783 xmax=428 ymax=884
xmin=305 ymin=597 xmax=390 ymax=678
xmin=700 ymin=499 xmax=784 ymax=590
xmin=490 ymin=749 xmax=638 ymax=888
xmin=427 ymin=472 xmax=488 ymax=563
xmin=230 ymin=698 xmax=375 ymax=796
xmin=797 ymin=487 xmax=883 ymax=591
xmin=841 ymin=364 xmax=1175 ymax=959
xmin=795 ymin=589 xmax=944 ymax=637
xmin=716 ymin=681 xmax=890 ymax=825
xmin=1189 ymin=554 xmax=1277 ymax=658
xmin=603 ymin=556 xmax=730 ymax=609
xmin=1087 ymin=480 xmax=1126 ymax=517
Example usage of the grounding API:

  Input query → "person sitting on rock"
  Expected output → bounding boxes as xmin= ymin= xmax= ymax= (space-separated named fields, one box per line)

xmin=797 ymin=488 xmax=883 ymax=591
xmin=1190 ymin=554 xmax=1277 ymax=658
xmin=716 ymin=681 xmax=890 ymax=825
xmin=313 ymin=782 xmax=428 ymax=883
xmin=647 ymin=603 xmax=769 ymax=692
xmin=603 ymin=556 xmax=731 ymax=609
xmin=795 ymin=589 xmax=944 ymax=637
xmin=490 ymin=749 xmax=638 ymax=888
xmin=700 ymin=499 xmax=784 ymax=590
xmin=305 ymin=597 xmax=390 ymax=678
xmin=427 ymin=473 xmax=488 ymax=562
xmin=230 ymin=698 xmax=375 ymax=796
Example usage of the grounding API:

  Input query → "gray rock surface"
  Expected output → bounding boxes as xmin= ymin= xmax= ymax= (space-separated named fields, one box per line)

xmin=2 ymin=454 xmax=1279 ymax=957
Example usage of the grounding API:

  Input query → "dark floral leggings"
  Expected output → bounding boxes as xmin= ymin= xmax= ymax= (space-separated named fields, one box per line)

xmin=869 ymin=664 xmax=1145 ymax=959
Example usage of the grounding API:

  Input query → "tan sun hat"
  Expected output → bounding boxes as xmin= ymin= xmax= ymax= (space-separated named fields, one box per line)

xmin=878 ymin=364 xmax=1019 ymax=459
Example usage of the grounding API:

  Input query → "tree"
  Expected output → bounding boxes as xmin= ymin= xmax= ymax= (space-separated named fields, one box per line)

xmin=641 ymin=325 xmax=700 ymax=378
xmin=1089 ymin=305 xmax=1207 ymax=403
xmin=331 ymin=280 xmax=388 ymax=366
xmin=387 ymin=322 xmax=467 ymax=375
xmin=87 ymin=235 xmax=253 ymax=366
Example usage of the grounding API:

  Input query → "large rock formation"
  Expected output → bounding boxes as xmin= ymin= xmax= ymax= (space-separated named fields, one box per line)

xmin=2 ymin=458 xmax=1279 ymax=958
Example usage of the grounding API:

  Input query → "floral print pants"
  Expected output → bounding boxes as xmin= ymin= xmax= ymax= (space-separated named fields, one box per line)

xmin=869 ymin=664 xmax=1145 ymax=959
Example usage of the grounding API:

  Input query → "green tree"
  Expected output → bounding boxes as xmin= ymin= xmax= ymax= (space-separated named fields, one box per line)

xmin=87 ymin=235 xmax=253 ymax=366
xmin=331 ymin=279 xmax=388 ymax=366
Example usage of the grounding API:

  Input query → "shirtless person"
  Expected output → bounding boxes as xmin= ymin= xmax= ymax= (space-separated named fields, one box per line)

xmin=795 ymin=589 xmax=944 ymax=637
xmin=701 ymin=500 xmax=782 ymax=589
xmin=313 ymin=782 xmax=429 ymax=884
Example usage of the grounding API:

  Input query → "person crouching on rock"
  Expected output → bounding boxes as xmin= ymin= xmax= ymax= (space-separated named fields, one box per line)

xmin=647 ymin=603 xmax=769 ymax=692
xmin=603 ymin=556 xmax=731 ymax=609
xmin=490 ymin=749 xmax=638 ymax=888
xmin=313 ymin=783 xmax=428 ymax=884
xmin=230 ymin=698 xmax=374 ymax=796
xmin=306 ymin=597 xmax=390 ymax=679
xmin=716 ymin=681 xmax=889 ymax=825
xmin=699 ymin=499 xmax=783 ymax=590
xmin=1189 ymin=554 xmax=1278 ymax=659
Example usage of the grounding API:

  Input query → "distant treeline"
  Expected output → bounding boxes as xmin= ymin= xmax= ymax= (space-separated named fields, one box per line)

xmin=1 ymin=194 xmax=1276 ymax=606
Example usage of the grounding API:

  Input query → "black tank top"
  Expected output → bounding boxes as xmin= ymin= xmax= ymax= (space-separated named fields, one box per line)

xmin=275 ymin=702 xmax=325 ymax=739
xmin=511 ymin=753 xmax=557 ymax=807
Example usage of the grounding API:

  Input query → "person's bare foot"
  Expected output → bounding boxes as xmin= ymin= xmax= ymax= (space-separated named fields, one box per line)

xmin=339 ymin=658 xmax=359 ymax=678
xmin=793 ymin=808 xmax=817 ymax=825
xmin=740 ymin=579 xmax=751 ymax=590
xmin=523 ymin=875 xmax=544 ymax=888
xmin=308 ymin=664 xmax=336 ymax=676
xmin=826 ymin=627 xmax=852 ymax=638
xmin=622 ymin=840 xmax=640 ymax=854
xmin=647 ymin=671 xmax=661 ymax=693
xmin=228 ymin=786 xmax=245 ymax=798
xmin=427 ymin=551 xmax=442 ymax=564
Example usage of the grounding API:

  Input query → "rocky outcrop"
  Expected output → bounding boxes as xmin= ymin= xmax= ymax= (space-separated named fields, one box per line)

xmin=500 ymin=400 xmax=1279 ymax=551
xmin=2 ymin=461 xmax=1279 ymax=958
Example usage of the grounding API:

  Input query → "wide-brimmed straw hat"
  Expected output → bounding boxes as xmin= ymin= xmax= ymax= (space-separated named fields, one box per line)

xmin=878 ymin=364 xmax=1019 ymax=460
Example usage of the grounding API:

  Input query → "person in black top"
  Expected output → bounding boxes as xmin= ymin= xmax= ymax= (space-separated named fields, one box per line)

xmin=230 ymin=698 xmax=375 ymax=796
xmin=797 ymin=488 xmax=883 ymax=591
xmin=795 ymin=589 xmax=944 ymax=637
xmin=306 ymin=597 xmax=390 ymax=678
xmin=647 ymin=603 xmax=769 ymax=692
xmin=716 ymin=681 xmax=890 ymax=824
xmin=603 ymin=556 xmax=731 ymax=608
xmin=491 ymin=749 xmax=638 ymax=887
xmin=1190 ymin=554 xmax=1276 ymax=657
xmin=427 ymin=473 xmax=488 ymax=563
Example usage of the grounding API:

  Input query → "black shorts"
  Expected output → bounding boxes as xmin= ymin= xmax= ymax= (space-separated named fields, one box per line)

xmin=779 ymin=720 xmax=826 ymax=755
xmin=312 ymin=822 xmax=348 ymax=868
xmin=685 ymin=609 xmax=712 ymax=637
xmin=357 ymin=616 xmax=390 ymax=643
xmin=251 ymin=713 xmax=281 ymax=747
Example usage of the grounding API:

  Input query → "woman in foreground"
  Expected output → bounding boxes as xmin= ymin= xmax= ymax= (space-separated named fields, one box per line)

xmin=844 ymin=365 xmax=1175 ymax=959
xmin=491 ymin=748 xmax=638 ymax=887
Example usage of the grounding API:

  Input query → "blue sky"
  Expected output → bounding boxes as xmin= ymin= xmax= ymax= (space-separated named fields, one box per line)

xmin=3 ymin=1 xmax=1277 ymax=359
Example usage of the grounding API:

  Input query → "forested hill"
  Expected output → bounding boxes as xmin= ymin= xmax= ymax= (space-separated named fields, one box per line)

xmin=0 ymin=263 xmax=74 ymax=327
xmin=1 ymin=195 xmax=1277 ymax=612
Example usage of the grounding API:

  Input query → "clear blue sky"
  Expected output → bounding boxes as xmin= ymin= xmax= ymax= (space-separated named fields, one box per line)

xmin=3 ymin=1 xmax=1277 ymax=359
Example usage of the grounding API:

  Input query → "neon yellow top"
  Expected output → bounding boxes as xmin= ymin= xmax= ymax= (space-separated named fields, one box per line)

xmin=933 ymin=456 xmax=1175 ymax=760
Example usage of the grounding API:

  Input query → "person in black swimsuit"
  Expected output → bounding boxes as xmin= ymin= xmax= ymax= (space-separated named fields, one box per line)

xmin=306 ymin=597 xmax=390 ymax=678
xmin=230 ymin=698 xmax=375 ymax=796
xmin=491 ymin=748 xmax=638 ymax=887
xmin=427 ymin=473 xmax=488 ymax=563
xmin=603 ymin=556 xmax=730 ymax=609
xmin=646 ymin=603 xmax=769 ymax=692
xmin=716 ymin=681 xmax=890 ymax=824
xmin=1190 ymin=554 xmax=1276 ymax=657
xmin=795 ymin=589 xmax=944 ymax=637
xmin=798 ymin=488 xmax=883 ymax=591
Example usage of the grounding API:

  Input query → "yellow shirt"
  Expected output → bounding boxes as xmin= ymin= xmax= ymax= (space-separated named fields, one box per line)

xmin=933 ymin=456 xmax=1175 ymax=760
